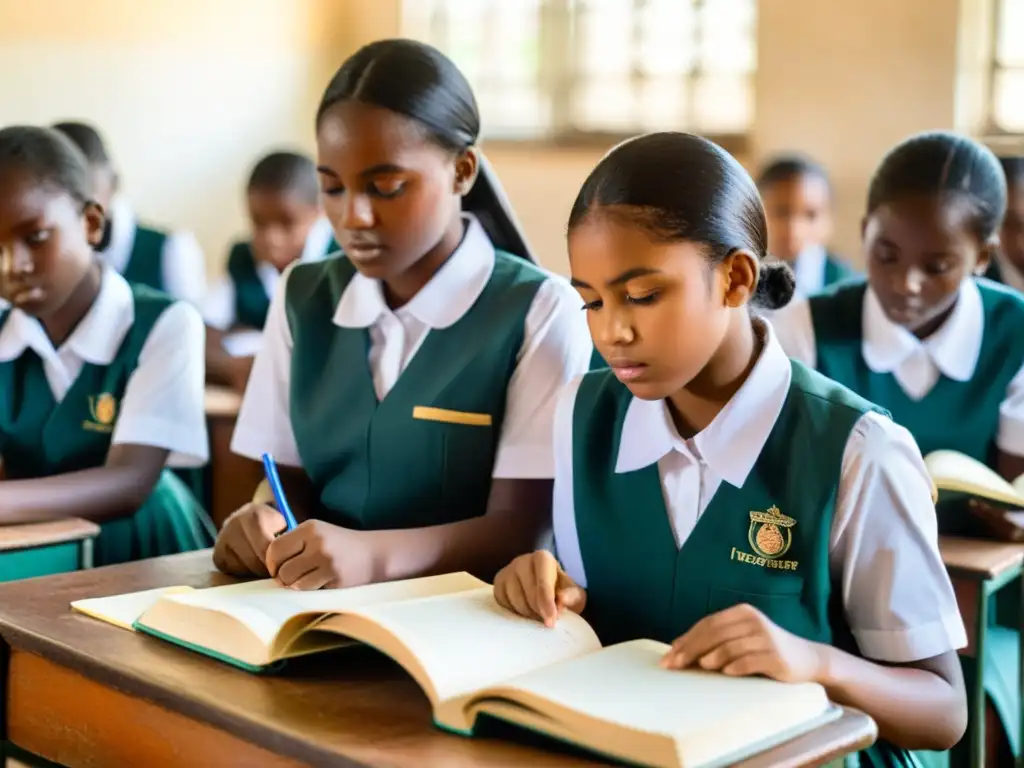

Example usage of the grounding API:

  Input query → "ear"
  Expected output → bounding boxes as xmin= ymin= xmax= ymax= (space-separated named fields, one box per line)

xmin=83 ymin=202 xmax=106 ymax=248
xmin=720 ymin=249 xmax=759 ymax=308
xmin=453 ymin=147 xmax=480 ymax=196
xmin=974 ymin=236 xmax=999 ymax=276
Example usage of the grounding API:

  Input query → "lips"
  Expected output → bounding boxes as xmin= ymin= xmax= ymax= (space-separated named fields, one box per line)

xmin=606 ymin=357 xmax=648 ymax=383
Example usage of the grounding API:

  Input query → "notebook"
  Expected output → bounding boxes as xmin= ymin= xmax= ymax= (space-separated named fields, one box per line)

xmin=72 ymin=573 xmax=842 ymax=768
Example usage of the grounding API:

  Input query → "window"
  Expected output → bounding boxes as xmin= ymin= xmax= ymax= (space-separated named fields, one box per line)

xmin=402 ymin=0 xmax=757 ymax=142
xmin=991 ymin=0 xmax=1024 ymax=133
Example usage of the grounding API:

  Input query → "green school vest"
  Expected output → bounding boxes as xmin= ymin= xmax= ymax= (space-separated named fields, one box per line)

xmin=570 ymin=363 xmax=916 ymax=768
xmin=0 ymin=283 xmax=213 ymax=575
xmin=121 ymin=224 xmax=168 ymax=292
xmin=822 ymin=252 xmax=857 ymax=287
xmin=809 ymin=280 xmax=1024 ymax=763
xmin=809 ymin=279 xmax=1024 ymax=466
xmin=285 ymin=250 xmax=545 ymax=530
xmin=227 ymin=236 xmax=341 ymax=329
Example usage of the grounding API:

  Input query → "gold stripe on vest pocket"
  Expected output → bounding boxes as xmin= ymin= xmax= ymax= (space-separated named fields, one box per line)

xmin=412 ymin=406 xmax=492 ymax=427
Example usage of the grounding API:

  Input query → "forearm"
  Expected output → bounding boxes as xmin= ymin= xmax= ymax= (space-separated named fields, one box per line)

xmin=372 ymin=508 xmax=549 ymax=583
xmin=815 ymin=645 xmax=966 ymax=750
xmin=0 ymin=464 xmax=162 ymax=525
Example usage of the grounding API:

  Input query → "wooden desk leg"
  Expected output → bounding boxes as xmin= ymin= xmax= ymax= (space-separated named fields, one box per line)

xmin=79 ymin=538 xmax=93 ymax=570
xmin=1019 ymin=571 xmax=1024 ymax=768
xmin=975 ymin=580 xmax=989 ymax=768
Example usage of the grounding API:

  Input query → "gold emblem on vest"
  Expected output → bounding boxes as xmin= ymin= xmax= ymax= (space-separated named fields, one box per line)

xmin=83 ymin=393 xmax=118 ymax=433
xmin=730 ymin=505 xmax=799 ymax=571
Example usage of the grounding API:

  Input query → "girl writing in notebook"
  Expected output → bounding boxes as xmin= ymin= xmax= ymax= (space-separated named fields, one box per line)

xmin=772 ymin=131 xmax=1024 ymax=765
xmin=213 ymin=40 xmax=592 ymax=588
xmin=0 ymin=126 xmax=213 ymax=580
xmin=493 ymin=133 xmax=967 ymax=764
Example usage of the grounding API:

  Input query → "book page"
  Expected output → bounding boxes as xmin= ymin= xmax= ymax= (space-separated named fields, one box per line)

xmin=72 ymin=586 xmax=195 ymax=630
xmin=160 ymin=572 xmax=487 ymax=647
xmin=925 ymin=450 xmax=1024 ymax=506
xmin=330 ymin=588 xmax=601 ymax=704
xmin=478 ymin=640 xmax=830 ymax=767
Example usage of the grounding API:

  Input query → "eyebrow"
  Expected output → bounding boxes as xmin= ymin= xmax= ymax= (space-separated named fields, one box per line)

xmin=570 ymin=267 xmax=663 ymax=290
xmin=316 ymin=164 xmax=406 ymax=179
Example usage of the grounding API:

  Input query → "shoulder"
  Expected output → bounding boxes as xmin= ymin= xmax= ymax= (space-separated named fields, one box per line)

xmin=137 ymin=299 xmax=204 ymax=359
xmin=789 ymin=359 xmax=885 ymax=413
xmin=286 ymin=254 xmax=356 ymax=300
xmin=227 ymin=240 xmax=254 ymax=266
xmin=976 ymin=276 xmax=1024 ymax=313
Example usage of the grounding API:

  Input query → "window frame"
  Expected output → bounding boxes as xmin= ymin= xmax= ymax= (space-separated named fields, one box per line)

xmin=403 ymin=0 xmax=753 ymax=152
xmin=985 ymin=0 xmax=1024 ymax=136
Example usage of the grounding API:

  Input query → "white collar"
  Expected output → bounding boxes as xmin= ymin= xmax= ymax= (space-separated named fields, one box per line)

xmin=792 ymin=245 xmax=827 ymax=296
xmin=102 ymin=195 xmax=137 ymax=274
xmin=0 ymin=266 xmax=135 ymax=365
xmin=862 ymin=280 xmax=982 ymax=382
xmin=333 ymin=214 xmax=494 ymax=330
xmin=615 ymin=320 xmax=793 ymax=488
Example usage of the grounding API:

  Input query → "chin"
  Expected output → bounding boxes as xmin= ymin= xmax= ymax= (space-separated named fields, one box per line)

xmin=620 ymin=379 xmax=673 ymax=401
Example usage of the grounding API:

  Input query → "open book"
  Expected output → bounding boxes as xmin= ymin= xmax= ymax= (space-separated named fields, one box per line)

xmin=925 ymin=450 xmax=1024 ymax=507
xmin=72 ymin=573 xmax=841 ymax=768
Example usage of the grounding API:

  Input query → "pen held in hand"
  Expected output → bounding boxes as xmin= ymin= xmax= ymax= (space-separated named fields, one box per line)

xmin=261 ymin=452 xmax=298 ymax=532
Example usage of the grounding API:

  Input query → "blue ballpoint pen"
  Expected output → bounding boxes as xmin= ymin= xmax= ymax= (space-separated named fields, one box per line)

xmin=261 ymin=452 xmax=298 ymax=531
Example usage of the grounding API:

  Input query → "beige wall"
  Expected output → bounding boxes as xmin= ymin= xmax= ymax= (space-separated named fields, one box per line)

xmin=754 ymin=0 xmax=968 ymax=264
xmin=0 ymin=0 xmax=344 ymax=276
xmin=0 ymin=0 xmax=987 ymax=277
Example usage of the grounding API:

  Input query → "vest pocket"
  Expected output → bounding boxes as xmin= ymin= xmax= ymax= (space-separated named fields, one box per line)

xmin=441 ymin=421 xmax=496 ymax=523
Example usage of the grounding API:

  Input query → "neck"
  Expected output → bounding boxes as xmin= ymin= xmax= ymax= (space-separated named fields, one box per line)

xmin=41 ymin=261 xmax=103 ymax=348
xmin=911 ymin=293 xmax=959 ymax=341
xmin=666 ymin=313 xmax=761 ymax=438
xmin=383 ymin=214 xmax=466 ymax=310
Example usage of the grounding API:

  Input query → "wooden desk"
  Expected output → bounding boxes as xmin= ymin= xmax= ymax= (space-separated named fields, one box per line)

xmin=204 ymin=386 xmax=263 ymax=529
xmin=940 ymin=536 xmax=1024 ymax=768
xmin=0 ymin=519 xmax=100 ymax=584
xmin=0 ymin=551 xmax=877 ymax=768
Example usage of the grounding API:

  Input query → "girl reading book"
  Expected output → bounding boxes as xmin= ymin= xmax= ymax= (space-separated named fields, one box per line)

xmin=215 ymin=40 xmax=592 ymax=588
xmin=494 ymin=132 xmax=968 ymax=765
xmin=0 ymin=126 xmax=213 ymax=580
xmin=772 ymin=131 xmax=1024 ymax=765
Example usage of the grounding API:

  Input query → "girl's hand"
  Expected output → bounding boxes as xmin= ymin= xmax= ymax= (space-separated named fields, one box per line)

xmin=661 ymin=603 xmax=825 ymax=683
xmin=265 ymin=520 xmax=381 ymax=590
xmin=213 ymin=503 xmax=286 ymax=577
xmin=493 ymin=550 xmax=587 ymax=627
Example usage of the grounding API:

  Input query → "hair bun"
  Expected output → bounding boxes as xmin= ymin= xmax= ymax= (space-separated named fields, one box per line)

xmin=753 ymin=261 xmax=796 ymax=311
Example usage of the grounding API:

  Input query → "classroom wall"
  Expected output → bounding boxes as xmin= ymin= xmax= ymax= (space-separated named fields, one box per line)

xmin=753 ymin=0 xmax=966 ymax=264
xmin=0 ymin=0 xmax=991 ymax=277
xmin=0 ymin=0 xmax=343 ymax=277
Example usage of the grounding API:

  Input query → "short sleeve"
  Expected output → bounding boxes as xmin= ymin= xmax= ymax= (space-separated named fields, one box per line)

xmin=202 ymin=276 xmax=237 ymax=331
xmin=161 ymin=231 xmax=207 ymax=307
xmin=768 ymin=297 xmax=818 ymax=367
xmin=113 ymin=302 xmax=209 ymax=468
xmin=831 ymin=411 xmax=966 ymax=662
xmin=491 ymin=276 xmax=593 ymax=479
xmin=996 ymin=359 xmax=1024 ymax=456
xmin=550 ymin=375 xmax=588 ymax=587
xmin=230 ymin=264 xmax=303 ymax=466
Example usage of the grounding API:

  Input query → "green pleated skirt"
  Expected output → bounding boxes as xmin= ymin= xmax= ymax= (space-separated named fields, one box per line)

xmin=0 ymin=470 xmax=214 ymax=582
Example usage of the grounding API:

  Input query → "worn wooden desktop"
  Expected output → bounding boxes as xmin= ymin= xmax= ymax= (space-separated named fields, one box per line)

xmin=939 ymin=536 xmax=1024 ymax=768
xmin=0 ymin=550 xmax=877 ymax=768
xmin=204 ymin=386 xmax=263 ymax=529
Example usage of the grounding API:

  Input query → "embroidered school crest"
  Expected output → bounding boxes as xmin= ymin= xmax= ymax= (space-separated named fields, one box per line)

xmin=83 ymin=393 xmax=118 ymax=433
xmin=748 ymin=505 xmax=796 ymax=559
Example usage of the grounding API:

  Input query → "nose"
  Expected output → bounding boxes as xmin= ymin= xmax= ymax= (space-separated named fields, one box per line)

xmin=895 ymin=266 xmax=924 ymax=297
xmin=7 ymin=243 xmax=33 ymax=276
xmin=593 ymin=303 xmax=635 ymax=349
xmin=340 ymin=192 xmax=374 ymax=230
